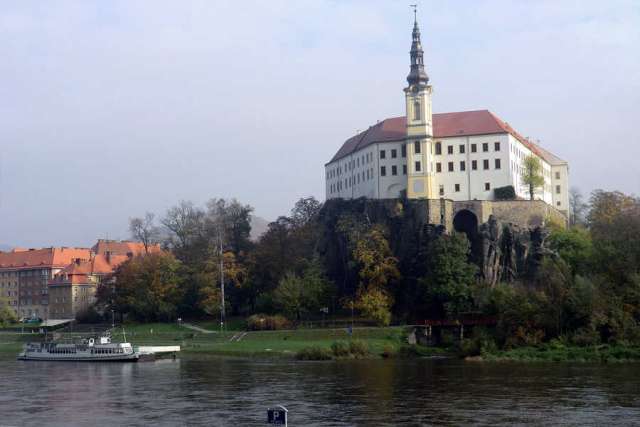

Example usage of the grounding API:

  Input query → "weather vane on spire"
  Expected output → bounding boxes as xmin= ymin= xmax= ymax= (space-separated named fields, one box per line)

xmin=410 ymin=4 xmax=417 ymax=22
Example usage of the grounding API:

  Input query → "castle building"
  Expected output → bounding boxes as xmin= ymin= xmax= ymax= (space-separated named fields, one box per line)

xmin=325 ymin=16 xmax=569 ymax=216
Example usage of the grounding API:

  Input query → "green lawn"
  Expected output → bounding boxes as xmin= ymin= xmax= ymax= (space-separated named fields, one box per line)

xmin=114 ymin=323 xmax=407 ymax=357
xmin=481 ymin=343 xmax=640 ymax=363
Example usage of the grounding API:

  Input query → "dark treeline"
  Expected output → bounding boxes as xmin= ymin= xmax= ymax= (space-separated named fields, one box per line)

xmin=90 ymin=189 xmax=640 ymax=348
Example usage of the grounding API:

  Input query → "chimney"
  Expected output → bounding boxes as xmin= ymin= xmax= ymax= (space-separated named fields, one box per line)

xmin=105 ymin=251 xmax=111 ymax=264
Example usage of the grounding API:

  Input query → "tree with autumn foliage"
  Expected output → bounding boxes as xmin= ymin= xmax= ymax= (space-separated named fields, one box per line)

xmin=103 ymin=252 xmax=184 ymax=322
xmin=197 ymin=250 xmax=247 ymax=317
xmin=351 ymin=225 xmax=400 ymax=326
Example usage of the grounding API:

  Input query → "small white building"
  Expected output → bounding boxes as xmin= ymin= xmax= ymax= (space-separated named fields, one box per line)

xmin=325 ymin=17 xmax=569 ymax=217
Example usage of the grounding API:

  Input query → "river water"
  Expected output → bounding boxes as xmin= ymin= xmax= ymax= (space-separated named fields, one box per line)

xmin=1 ymin=354 xmax=639 ymax=426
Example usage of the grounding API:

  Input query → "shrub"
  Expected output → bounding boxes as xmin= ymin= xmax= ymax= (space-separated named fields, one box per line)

xmin=459 ymin=338 xmax=480 ymax=357
xmin=348 ymin=339 xmax=369 ymax=358
xmin=331 ymin=341 xmax=350 ymax=358
xmin=246 ymin=314 xmax=291 ymax=331
xmin=494 ymin=185 xmax=516 ymax=200
xmin=296 ymin=346 xmax=333 ymax=360
xmin=75 ymin=306 xmax=104 ymax=324
xmin=381 ymin=344 xmax=397 ymax=359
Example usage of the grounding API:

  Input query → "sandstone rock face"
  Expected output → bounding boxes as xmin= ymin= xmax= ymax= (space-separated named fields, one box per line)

xmin=474 ymin=215 xmax=553 ymax=285
xmin=318 ymin=199 xmax=555 ymax=287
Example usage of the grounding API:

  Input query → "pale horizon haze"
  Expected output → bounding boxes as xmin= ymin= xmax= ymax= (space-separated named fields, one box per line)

xmin=1 ymin=0 xmax=639 ymax=248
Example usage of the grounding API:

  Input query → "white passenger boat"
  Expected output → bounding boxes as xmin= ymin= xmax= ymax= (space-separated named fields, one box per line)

xmin=17 ymin=333 xmax=139 ymax=362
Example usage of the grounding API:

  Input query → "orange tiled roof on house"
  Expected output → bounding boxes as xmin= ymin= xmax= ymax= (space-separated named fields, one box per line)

xmin=92 ymin=239 xmax=160 ymax=257
xmin=0 ymin=247 xmax=91 ymax=270
xmin=49 ymin=252 xmax=132 ymax=286
xmin=328 ymin=109 xmax=546 ymax=164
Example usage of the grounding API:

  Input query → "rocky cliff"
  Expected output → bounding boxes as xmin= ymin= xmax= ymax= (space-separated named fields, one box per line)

xmin=318 ymin=198 xmax=554 ymax=287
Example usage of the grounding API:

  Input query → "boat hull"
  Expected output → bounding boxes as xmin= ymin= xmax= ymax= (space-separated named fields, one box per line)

xmin=17 ymin=353 xmax=140 ymax=362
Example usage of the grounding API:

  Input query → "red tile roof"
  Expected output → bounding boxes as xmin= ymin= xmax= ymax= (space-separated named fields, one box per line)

xmin=328 ymin=110 xmax=553 ymax=163
xmin=0 ymin=247 xmax=91 ymax=270
xmin=92 ymin=239 xmax=160 ymax=257
xmin=49 ymin=252 xmax=132 ymax=286
xmin=528 ymin=141 xmax=567 ymax=165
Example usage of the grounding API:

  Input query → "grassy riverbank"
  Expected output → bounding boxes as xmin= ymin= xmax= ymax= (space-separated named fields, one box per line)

xmin=475 ymin=342 xmax=640 ymax=363
xmin=123 ymin=323 xmax=413 ymax=358
xmin=3 ymin=323 xmax=640 ymax=362
xmin=0 ymin=323 xmax=416 ymax=358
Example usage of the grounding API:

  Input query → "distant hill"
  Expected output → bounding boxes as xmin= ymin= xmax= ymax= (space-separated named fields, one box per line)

xmin=250 ymin=215 xmax=270 ymax=241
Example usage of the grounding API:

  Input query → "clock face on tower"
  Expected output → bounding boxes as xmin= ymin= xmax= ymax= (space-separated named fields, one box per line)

xmin=412 ymin=86 xmax=419 ymax=93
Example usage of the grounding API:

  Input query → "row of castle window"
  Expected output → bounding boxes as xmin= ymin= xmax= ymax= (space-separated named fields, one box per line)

xmin=380 ymin=141 xmax=501 ymax=159
xmin=327 ymin=153 xmax=376 ymax=179
xmin=329 ymin=140 xmax=510 ymax=181
xmin=439 ymin=182 xmax=493 ymax=196
xmin=511 ymin=144 xmax=528 ymax=160
xmin=329 ymin=168 xmax=376 ymax=194
xmin=333 ymin=157 xmax=504 ymax=183
xmin=331 ymin=158 xmax=508 ymax=192
xmin=379 ymin=146 xmax=408 ymax=159
xmin=435 ymin=159 xmax=501 ymax=173
xmin=435 ymin=141 xmax=500 ymax=155
xmin=380 ymin=165 xmax=408 ymax=177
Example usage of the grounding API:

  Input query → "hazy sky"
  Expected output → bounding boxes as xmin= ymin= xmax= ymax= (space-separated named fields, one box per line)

xmin=1 ymin=0 xmax=639 ymax=248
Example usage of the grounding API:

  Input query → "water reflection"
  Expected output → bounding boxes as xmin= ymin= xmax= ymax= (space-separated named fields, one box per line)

xmin=0 ymin=355 xmax=639 ymax=426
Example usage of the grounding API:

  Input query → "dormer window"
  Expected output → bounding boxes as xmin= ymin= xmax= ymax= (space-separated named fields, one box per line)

xmin=413 ymin=101 xmax=421 ymax=121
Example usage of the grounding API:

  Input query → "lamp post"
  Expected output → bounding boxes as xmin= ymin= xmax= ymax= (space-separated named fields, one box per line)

xmin=219 ymin=223 xmax=225 ymax=333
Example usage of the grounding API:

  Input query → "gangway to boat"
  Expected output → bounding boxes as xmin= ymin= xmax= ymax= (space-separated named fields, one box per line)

xmin=137 ymin=345 xmax=181 ymax=355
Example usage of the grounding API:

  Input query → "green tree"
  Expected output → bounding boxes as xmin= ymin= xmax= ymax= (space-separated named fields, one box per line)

xmin=482 ymin=283 xmax=547 ymax=346
xmin=206 ymin=198 xmax=254 ymax=256
xmin=535 ymin=257 xmax=572 ymax=337
xmin=273 ymin=258 xmax=333 ymax=321
xmin=102 ymin=252 xmax=184 ymax=322
xmin=588 ymin=191 xmax=640 ymax=284
xmin=290 ymin=196 xmax=323 ymax=229
xmin=521 ymin=154 xmax=545 ymax=200
xmin=548 ymin=226 xmax=593 ymax=276
xmin=0 ymin=297 xmax=17 ymax=326
xmin=421 ymin=233 xmax=477 ymax=318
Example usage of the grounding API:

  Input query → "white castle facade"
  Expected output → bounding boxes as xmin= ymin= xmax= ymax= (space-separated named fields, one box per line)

xmin=325 ymin=18 xmax=569 ymax=216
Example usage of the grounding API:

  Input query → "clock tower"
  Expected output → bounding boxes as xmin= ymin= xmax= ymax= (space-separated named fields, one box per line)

xmin=405 ymin=12 xmax=434 ymax=199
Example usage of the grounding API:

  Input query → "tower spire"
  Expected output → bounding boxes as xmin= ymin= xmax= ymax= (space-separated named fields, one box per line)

xmin=407 ymin=5 xmax=429 ymax=86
